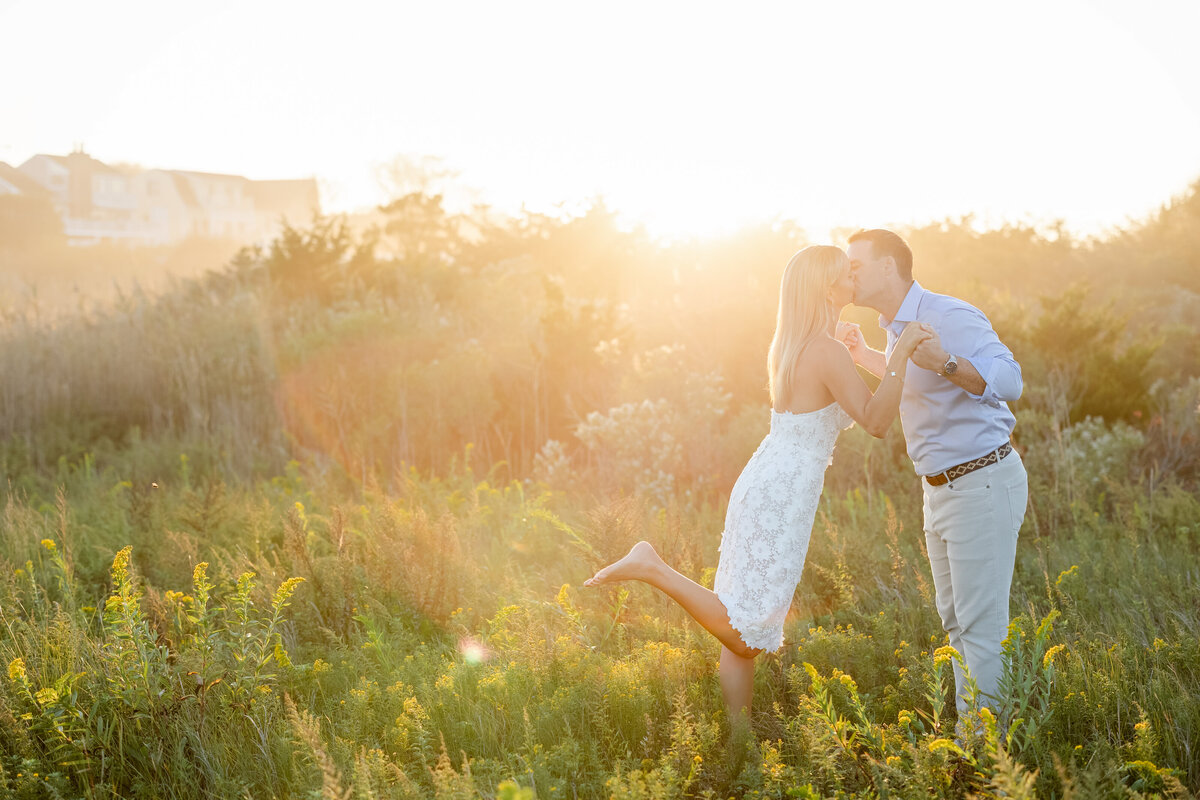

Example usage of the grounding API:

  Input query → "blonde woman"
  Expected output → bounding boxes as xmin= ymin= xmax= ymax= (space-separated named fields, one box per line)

xmin=584 ymin=245 xmax=931 ymax=725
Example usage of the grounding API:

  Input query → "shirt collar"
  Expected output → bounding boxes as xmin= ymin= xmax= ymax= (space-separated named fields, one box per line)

xmin=880 ymin=281 xmax=925 ymax=332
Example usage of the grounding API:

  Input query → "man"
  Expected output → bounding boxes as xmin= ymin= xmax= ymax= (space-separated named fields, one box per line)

xmin=839 ymin=228 xmax=1029 ymax=718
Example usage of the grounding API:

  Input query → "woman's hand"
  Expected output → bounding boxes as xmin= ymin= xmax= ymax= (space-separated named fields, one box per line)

xmin=835 ymin=321 xmax=868 ymax=361
xmin=894 ymin=321 xmax=934 ymax=358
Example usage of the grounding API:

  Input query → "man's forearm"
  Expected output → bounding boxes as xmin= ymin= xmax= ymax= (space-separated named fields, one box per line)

xmin=946 ymin=357 xmax=987 ymax=396
xmin=864 ymin=346 xmax=988 ymax=395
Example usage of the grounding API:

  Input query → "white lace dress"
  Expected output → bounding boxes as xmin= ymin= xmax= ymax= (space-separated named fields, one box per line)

xmin=713 ymin=402 xmax=854 ymax=652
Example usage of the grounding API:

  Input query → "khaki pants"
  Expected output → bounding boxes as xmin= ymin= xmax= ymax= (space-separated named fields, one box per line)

xmin=922 ymin=449 xmax=1028 ymax=713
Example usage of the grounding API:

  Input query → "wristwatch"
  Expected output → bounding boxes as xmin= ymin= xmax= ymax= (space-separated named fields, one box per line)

xmin=938 ymin=353 xmax=959 ymax=376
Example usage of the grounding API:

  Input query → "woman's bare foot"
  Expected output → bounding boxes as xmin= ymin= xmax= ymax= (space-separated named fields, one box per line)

xmin=583 ymin=541 xmax=662 ymax=587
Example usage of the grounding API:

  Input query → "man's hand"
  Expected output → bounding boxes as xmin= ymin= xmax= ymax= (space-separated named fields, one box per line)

xmin=835 ymin=321 xmax=869 ymax=363
xmin=910 ymin=328 xmax=950 ymax=372
xmin=911 ymin=327 xmax=988 ymax=394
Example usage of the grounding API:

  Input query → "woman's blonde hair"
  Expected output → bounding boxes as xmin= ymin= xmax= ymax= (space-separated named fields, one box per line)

xmin=767 ymin=245 xmax=848 ymax=409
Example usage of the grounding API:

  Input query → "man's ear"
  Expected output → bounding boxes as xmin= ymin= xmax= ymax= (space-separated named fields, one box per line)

xmin=882 ymin=255 xmax=897 ymax=278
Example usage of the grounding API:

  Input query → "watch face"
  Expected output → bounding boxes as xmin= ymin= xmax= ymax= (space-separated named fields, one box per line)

xmin=944 ymin=357 xmax=958 ymax=375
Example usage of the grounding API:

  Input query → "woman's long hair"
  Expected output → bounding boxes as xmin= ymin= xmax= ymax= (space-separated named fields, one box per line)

xmin=767 ymin=245 xmax=848 ymax=409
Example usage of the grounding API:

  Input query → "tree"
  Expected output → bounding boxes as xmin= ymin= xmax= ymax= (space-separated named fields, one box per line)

xmin=1024 ymin=285 xmax=1156 ymax=423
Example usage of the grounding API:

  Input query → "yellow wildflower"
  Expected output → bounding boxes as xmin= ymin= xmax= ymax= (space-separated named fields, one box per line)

xmin=111 ymin=546 xmax=133 ymax=585
xmin=933 ymin=645 xmax=960 ymax=666
xmin=1055 ymin=565 xmax=1079 ymax=588
xmin=928 ymin=738 xmax=966 ymax=756
xmin=272 ymin=576 xmax=305 ymax=608
xmin=1042 ymin=644 xmax=1067 ymax=667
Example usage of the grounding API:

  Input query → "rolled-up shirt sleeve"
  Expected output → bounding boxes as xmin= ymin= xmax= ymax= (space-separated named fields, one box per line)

xmin=940 ymin=307 xmax=1023 ymax=407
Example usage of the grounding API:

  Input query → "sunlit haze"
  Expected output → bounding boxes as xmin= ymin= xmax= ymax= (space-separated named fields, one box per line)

xmin=3 ymin=0 xmax=1200 ymax=239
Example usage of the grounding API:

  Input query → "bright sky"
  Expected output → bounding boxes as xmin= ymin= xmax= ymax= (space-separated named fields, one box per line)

xmin=3 ymin=0 xmax=1200 ymax=240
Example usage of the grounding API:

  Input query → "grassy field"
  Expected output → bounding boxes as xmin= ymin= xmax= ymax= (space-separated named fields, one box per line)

xmin=2 ymin=203 xmax=1199 ymax=798
xmin=2 ymin=427 xmax=1197 ymax=798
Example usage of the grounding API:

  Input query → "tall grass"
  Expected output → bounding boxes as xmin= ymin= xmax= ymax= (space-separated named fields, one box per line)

xmin=0 ymin=278 xmax=280 ymax=478
xmin=1 ymin=435 xmax=1196 ymax=797
xmin=2 ymin=208 xmax=1199 ymax=796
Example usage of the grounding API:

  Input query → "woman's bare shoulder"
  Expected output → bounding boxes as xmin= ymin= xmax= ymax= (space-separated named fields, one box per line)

xmin=807 ymin=336 xmax=852 ymax=366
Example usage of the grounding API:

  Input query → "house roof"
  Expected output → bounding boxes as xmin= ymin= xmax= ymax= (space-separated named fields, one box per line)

xmin=12 ymin=153 xmax=318 ymax=218
xmin=37 ymin=152 xmax=118 ymax=174
xmin=0 ymin=161 xmax=52 ymax=197
xmin=172 ymin=169 xmax=250 ymax=184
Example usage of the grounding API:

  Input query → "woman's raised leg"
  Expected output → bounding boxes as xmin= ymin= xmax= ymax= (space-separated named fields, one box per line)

xmin=583 ymin=541 xmax=762 ymax=660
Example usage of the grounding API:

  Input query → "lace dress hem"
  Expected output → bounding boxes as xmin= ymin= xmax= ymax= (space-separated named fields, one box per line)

xmin=715 ymin=588 xmax=786 ymax=654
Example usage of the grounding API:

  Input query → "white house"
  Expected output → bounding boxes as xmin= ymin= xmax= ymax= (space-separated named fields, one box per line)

xmin=14 ymin=150 xmax=320 ymax=246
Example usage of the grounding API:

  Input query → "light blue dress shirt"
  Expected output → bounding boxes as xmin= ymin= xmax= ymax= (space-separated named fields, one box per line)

xmin=882 ymin=281 xmax=1022 ymax=477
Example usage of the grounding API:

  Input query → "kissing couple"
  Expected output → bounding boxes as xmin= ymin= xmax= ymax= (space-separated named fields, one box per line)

xmin=585 ymin=228 xmax=1029 ymax=730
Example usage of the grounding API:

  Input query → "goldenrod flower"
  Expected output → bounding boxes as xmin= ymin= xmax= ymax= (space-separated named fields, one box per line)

xmin=927 ymin=738 xmax=964 ymax=755
xmin=272 ymin=576 xmax=305 ymax=608
xmin=933 ymin=645 xmax=960 ymax=665
xmin=111 ymin=546 xmax=133 ymax=584
xmin=1042 ymin=644 xmax=1067 ymax=667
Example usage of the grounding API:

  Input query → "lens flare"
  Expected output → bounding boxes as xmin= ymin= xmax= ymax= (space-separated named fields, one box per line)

xmin=458 ymin=636 xmax=491 ymax=665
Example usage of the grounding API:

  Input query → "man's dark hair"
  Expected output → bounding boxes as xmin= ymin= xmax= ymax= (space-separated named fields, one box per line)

xmin=848 ymin=228 xmax=913 ymax=281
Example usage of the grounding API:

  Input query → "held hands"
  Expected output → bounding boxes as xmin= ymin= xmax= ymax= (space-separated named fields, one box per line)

xmin=839 ymin=320 xmax=942 ymax=372
xmin=895 ymin=321 xmax=934 ymax=358
xmin=909 ymin=326 xmax=950 ymax=371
